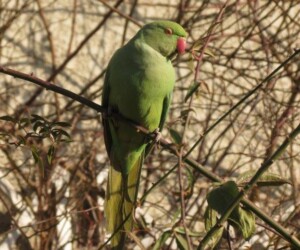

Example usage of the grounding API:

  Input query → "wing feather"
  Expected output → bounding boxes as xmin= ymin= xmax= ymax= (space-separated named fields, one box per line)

xmin=101 ymin=67 xmax=112 ymax=155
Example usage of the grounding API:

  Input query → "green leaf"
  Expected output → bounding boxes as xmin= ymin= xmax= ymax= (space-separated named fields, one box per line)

xmin=33 ymin=121 xmax=45 ymax=132
xmin=204 ymin=207 xmax=224 ymax=249
xmin=169 ymin=128 xmax=182 ymax=144
xmin=203 ymin=47 xmax=215 ymax=58
xmin=207 ymin=181 xmax=240 ymax=222
xmin=174 ymin=227 xmax=202 ymax=237
xmin=186 ymin=54 xmax=195 ymax=72
xmin=174 ymin=232 xmax=188 ymax=250
xmin=191 ymin=40 xmax=215 ymax=58
xmin=204 ymin=207 xmax=218 ymax=231
xmin=183 ymin=167 xmax=195 ymax=199
xmin=31 ymin=146 xmax=40 ymax=163
xmin=19 ymin=117 xmax=30 ymax=128
xmin=47 ymin=145 xmax=55 ymax=164
xmin=59 ymin=138 xmax=73 ymax=143
xmin=191 ymin=39 xmax=204 ymax=51
xmin=180 ymin=108 xmax=197 ymax=118
xmin=184 ymin=81 xmax=200 ymax=102
xmin=52 ymin=121 xmax=71 ymax=127
xmin=39 ymin=127 xmax=49 ymax=136
xmin=50 ymin=129 xmax=71 ymax=141
xmin=237 ymin=170 xmax=291 ymax=187
xmin=31 ymin=114 xmax=46 ymax=122
xmin=236 ymin=207 xmax=255 ymax=239
xmin=206 ymin=181 xmax=256 ymax=240
xmin=58 ymin=129 xmax=71 ymax=139
xmin=0 ymin=115 xmax=17 ymax=123
xmin=17 ymin=135 xmax=26 ymax=146
xmin=152 ymin=230 xmax=172 ymax=250
xmin=208 ymin=227 xmax=224 ymax=249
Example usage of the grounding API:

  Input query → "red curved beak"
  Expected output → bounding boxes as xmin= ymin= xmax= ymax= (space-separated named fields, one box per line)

xmin=177 ymin=37 xmax=186 ymax=54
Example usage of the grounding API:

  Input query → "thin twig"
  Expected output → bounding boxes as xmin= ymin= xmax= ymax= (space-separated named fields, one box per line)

xmin=66 ymin=0 xmax=77 ymax=56
xmin=0 ymin=66 xmax=104 ymax=112
xmin=97 ymin=0 xmax=142 ymax=27
xmin=121 ymin=0 xmax=139 ymax=45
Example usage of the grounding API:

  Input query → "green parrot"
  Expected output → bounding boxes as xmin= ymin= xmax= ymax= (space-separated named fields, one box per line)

xmin=102 ymin=20 xmax=187 ymax=249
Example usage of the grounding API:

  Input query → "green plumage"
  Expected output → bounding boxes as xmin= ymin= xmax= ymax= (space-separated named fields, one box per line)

xmin=102 ymin=21 xmax=186 ymax=249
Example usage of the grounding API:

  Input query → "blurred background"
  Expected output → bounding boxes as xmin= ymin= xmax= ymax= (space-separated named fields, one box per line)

xmin=0 ymin=0 xmax=299 ymax=249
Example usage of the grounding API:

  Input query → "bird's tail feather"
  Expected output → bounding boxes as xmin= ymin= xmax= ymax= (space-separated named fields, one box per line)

xmin=105 ymin=152 xmax=144 ymax=249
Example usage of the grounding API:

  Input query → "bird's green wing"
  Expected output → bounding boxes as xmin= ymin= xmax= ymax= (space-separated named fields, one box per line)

xmin=159 ymin=93 xmax=172 ymax=131
xmin=101 ymin=67 xmax=112 ymax=156
xmin=145 ymin=93 xmax=172 ymax=156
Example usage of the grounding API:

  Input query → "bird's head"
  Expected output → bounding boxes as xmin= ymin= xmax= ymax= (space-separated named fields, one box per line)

xmin=137 ymin=21 xmax=187 ymax=59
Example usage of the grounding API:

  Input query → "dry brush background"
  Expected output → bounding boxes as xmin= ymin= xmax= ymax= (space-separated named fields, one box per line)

xmin=0 ymin=0 xmax=299 ymax=249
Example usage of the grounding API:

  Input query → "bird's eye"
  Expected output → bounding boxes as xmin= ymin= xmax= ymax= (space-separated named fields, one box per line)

xmin=164 ymin=28 xmax=173 ymax=35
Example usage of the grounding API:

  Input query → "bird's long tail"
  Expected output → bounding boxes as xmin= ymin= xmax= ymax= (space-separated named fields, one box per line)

xmin=104 ymin=153 xmax=144 ymax=249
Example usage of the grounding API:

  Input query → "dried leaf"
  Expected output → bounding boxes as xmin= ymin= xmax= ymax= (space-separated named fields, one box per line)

xmin=200 ymin=80 xmax=210 ymax=93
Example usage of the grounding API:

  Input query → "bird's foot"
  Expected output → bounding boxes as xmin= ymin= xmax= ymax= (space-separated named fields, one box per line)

xmin=152 ymin=128 xmax=162 ymax=143
xmin=146 ymin=129 xmax=162 ymax=154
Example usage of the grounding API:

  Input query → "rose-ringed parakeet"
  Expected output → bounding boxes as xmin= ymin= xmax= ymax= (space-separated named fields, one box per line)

xmin=102 ymin=20 xmax=187 ymax=249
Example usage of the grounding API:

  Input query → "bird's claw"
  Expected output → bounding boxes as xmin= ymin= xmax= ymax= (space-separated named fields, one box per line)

xmin=152 ymin=128 xmax=162 ymax=143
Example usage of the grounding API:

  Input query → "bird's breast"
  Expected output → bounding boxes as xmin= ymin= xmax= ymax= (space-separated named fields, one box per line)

xmin=109 ymin=55 xmax=174 ymax=130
